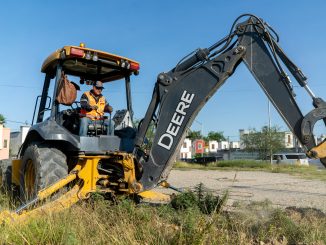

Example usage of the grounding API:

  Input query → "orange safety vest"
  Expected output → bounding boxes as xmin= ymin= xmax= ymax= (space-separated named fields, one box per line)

xmin=80 ymin=91 xmax=106 ymax=120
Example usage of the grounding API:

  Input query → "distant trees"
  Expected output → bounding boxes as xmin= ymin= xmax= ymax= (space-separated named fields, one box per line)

xmin=187 ymin=130 xmax=226 ymax=143
xmin=242 ymin=126 xmax=285 ymax=160
xmin=0 ymin=114 xmax=5 ymax=125
xmin=204 ymin=131 xmax=226 ymax=142
xmin=186 ymin=130 xmax=203 ymax=141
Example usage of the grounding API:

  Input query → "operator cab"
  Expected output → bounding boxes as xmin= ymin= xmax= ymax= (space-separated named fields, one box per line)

xmin=31 ymin=43 xmax=140 ymax=154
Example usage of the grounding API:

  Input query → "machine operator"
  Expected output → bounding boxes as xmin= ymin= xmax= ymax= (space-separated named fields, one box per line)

xmin=79 ymin=81 xmax=114 ymax=136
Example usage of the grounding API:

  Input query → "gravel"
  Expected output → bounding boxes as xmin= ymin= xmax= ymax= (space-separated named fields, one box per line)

xmin=157 ymin=169 xmax=326 ymax=212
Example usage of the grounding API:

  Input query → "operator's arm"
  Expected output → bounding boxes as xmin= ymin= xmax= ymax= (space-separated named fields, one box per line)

xmin=103 ymin=98 xmax=113 ymax=113
xmin=80 ymin=93 xmax=94 ymax=112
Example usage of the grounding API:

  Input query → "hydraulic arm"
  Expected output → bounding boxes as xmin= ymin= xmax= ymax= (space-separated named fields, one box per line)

xmin=135 ymin=14 xmax=326 ymax=190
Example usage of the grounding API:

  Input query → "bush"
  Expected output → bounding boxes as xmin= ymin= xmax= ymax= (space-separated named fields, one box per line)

xmin=171 ymin=183 xmax=228 ymax=215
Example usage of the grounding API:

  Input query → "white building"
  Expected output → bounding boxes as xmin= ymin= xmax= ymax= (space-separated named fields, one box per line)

xmin=209 ymin=140 xmax=218 ymax=152
xmin=239 ymin=129 xmax=250 ymax=149
xmin=218 ymin=141 xmax=229 ymax=150
xmin=230 ymin=141 xmax=240 ymax=149
xmin=10 ymin=125 xmax=30 ymax=156
xmin=0 ymin=124 xmax=10 ymax=160
xmin=179 ymin=138 xmax=192 ymax=159
xmin=284 ymin=131 xmax=295 ymax=148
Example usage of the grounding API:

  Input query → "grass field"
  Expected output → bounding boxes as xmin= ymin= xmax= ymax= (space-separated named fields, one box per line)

xmin=0 ymin=161 xmax=325 ymax=244
xmin=0 ymin=187 xmax=325 ymax=244
xmin=174 ymin=160 xmax=326 ymax=181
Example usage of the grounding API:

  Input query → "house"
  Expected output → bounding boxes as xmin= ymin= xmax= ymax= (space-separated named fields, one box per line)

xmin=193 ymin=139 xmax=205 ymax=155
xmin=284 ymin=131 xmax=295 ymax=148
xmin=209 ymin=140 xmax=240 ymax=152
xmin=0 ymin=124 xmax=10 ymax=160
xmin=180 ymin=138 xmax=241 ymax=159
xmin=179 ymin=138 xmax=192 ymax=159
xmin=10 ymin=125 xmax=30 ymax=157
xmin=209 ymin=140 xmax=218 ymax=152
xmin=218 ymin=141 xmax=229 ymax=150
xmin=230 ymin=141 xmax=240 ymax=149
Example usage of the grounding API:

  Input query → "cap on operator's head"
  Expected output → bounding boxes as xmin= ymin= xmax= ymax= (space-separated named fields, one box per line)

xmin=94 ymin=81 xmax=104 ymax=88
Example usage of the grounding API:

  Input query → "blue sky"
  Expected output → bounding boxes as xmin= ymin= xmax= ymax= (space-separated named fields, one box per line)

xmin=0 ymin=1 xmax=325 ymax=140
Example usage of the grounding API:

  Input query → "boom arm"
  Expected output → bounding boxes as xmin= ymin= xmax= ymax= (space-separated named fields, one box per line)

xmin=134 ymin=14 xmax=326 ymax=190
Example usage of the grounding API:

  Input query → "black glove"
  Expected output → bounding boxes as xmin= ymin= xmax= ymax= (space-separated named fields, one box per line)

xmin=105 ymin=104 xmax=113 ymax=113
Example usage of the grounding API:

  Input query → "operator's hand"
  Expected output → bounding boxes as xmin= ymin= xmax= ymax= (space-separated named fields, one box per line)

xmin=92 ymin=105 xmax=98 ymax=110
xmin=105 ymin=104 xmax=113 ymax=114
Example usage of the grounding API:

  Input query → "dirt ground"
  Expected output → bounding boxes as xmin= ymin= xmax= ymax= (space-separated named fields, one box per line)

xmin=156 ymin=169 xmax=326 ymax=212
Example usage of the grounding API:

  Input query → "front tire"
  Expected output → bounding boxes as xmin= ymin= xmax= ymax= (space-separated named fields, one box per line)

xmin=19 ymin=144 xmax=68 ymax=202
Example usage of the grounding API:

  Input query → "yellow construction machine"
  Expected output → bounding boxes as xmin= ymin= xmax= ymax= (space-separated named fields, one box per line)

xmin=1 ymin=14 xmax=326 ymax=222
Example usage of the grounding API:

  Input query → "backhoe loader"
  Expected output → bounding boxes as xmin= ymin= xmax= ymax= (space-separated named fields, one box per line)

xmin=1 ymin=13 xmax=326 ymax=222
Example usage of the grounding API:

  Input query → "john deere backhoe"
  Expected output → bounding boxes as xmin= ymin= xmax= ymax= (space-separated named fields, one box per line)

xmin=1 ymin=13 xmax=326 ymax=222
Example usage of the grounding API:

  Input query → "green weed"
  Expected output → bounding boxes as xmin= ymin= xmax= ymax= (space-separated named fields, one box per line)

xmin=0 ymin=187 xmax=325 ymax=244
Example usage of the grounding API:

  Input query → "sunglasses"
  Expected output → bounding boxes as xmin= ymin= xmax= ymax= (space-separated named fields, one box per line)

xmin=95 ymin=86 xmax=103 ymax=90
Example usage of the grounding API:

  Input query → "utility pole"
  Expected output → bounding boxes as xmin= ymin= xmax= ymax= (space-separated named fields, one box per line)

xmin=228 ymin=136 xmax=231 ymax=160
xmin=268 ymin=100 xmax=272 ymax=163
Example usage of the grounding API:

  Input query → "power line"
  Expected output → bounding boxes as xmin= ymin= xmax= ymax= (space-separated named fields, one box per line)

xmin=0 ymin=84 xmax=38 ymax=89
xmin=6 ymin=119 xmax=30 ymax=125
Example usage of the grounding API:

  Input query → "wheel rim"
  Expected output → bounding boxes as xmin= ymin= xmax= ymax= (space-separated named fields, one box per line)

xmin=24 ymin=159 xmax=36 ymax=199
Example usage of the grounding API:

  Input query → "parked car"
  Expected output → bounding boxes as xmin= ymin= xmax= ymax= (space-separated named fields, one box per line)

xmin=272 ymin=153 xmax=309 ymax=166
xmin=193 ymin=156 xmax=223 ymax=165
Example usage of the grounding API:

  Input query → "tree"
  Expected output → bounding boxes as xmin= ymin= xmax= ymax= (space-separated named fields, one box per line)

xmin=204 ymin=131 xmax=226 ymax=142
xmin=186 ymin=130 xmax=203 ymax=141
xmin=0 ymin=114 xmax=5 ymax=125
xmin=242 ymin=126 xmax=285 ymax=160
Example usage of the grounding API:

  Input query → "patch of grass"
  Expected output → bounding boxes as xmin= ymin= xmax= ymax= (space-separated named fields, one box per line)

xmin=174 ymin=160 xmax=270 ymax=170
xmin=171 ymin=183 xmax=228 ymax=215
xmin=174 ymin=160 xmax=326 ymax=181
xmin=0 ymin=187 xmax=325 ymax=244
xmin=270 ymin=165 xmax=326 ymax=181
xmin=1 ymin=164 xmax=323 ymax=244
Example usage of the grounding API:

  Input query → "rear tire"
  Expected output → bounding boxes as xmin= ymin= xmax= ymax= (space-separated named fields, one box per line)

xmin=0 ymin=159 xmax=12 ymax=193
xmin=19 ymin=144 xmax=68 ymax=202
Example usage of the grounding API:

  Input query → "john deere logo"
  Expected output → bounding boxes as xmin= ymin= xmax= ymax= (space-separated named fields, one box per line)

xmin=158 ymin=90 xmax=195 ymax=150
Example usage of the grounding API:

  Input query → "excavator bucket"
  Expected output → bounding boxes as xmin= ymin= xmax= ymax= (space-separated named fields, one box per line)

xmin=0 ymin=157 xmax=100 ymax=223
xmin=307 ymin=139 xmax=326 ymax=166
xmin=0 ymin=185 xmax=80 ymax=223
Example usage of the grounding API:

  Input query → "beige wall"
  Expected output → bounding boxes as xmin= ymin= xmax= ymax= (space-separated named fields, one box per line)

xmin=0 ymin=125 xmax=10 ymax=160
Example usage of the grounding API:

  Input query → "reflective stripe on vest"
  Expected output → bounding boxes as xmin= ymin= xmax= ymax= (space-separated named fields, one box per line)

xmin=80 ymin=91 xmax=106 ymax=120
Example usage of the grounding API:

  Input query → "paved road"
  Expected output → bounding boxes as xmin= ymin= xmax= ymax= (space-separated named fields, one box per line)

xmin=157 ymin=170 xmax=326 ymax=212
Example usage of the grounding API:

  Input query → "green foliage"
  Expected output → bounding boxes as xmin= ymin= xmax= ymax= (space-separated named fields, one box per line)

xmin=242 ymin=126 xmax=285 ymax=160
xmin=174 ymin=160 xmax=270 ymax=169
xmin=174 ymin=160 xmax=326 ymax=182
xmin=0 ymin=114 xmax=5 ymax=125
xmin=171 ymin=183 xmax=228 ymax=215
xmin=204 ymin=131 xmax=226 ymax=142
xmin=170 ymin=191 xmax=198 ymax=210
xmin=186 ymin=130 xmax=202 ymax=140
xmin=214 ymin=160 xmax=270 ymax=168
xmin=0 ymin=192 xmax=325 ymax=244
